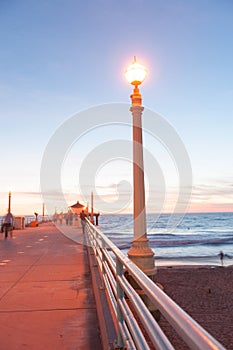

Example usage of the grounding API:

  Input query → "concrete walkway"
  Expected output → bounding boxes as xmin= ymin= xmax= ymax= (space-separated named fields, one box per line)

xmin=0 ymin=223 xmax=102 ymax=350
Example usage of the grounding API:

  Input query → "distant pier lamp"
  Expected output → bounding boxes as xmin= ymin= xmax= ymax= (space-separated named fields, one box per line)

xmin=90 ymin=191 xmax=94 ymax=224
xmin=125 ymin=57 xmax=156 ymax=280
xmin=42 ymin=203 xmax=45 ymax=222
xmin=8 ymin=191 xmax=11 ymax=213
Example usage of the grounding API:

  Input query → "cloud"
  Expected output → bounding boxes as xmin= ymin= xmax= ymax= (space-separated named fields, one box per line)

xmin=192 ymin=179 xmax=233 ymax=199
xmin=187 ymin=178 xmax=233 ymax=212
xmin=0 ymin=191 xmax=41 ymax=197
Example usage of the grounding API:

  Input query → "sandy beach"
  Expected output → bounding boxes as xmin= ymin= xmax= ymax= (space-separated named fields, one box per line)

xmin=156 ymin=265 xmax=233 ymax=349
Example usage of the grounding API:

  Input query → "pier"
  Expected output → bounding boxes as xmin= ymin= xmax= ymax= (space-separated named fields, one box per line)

xmin=0 ymin=223 xmax=102 ymax=349
xmin=0 ymin=220 xmax=230 ymax=349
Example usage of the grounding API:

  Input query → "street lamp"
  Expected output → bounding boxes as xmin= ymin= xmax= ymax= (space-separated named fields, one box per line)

xmin=8 ymin=191 xmax=11 ymax=214
xmin=125 ymin=57 xmax=156 ymax=281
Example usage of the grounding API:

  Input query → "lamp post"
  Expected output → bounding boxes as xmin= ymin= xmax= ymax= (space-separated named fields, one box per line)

xmin=125 ymin=57 xmax=156 ymax=281
xmin=90 ymin=191 xmax=94 ymax=224
xmin=8 ymin=191 xmax=11 ymax=214
xmin=42 ymin=202 xmax=45 ymax=222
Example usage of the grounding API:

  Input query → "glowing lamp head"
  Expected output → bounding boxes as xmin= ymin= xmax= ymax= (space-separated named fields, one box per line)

xmin=125 ymin=56 xmax=148 ymax=86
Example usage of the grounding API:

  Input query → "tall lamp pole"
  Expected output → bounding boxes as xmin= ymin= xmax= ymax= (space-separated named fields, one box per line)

xmin=8 ymin=191 xmax=11 ymax=214
xmin=90 ymin=191 xmax=94 ymax=224
xmin=42 ymin=202 xmax=45 ymax=222
xmin=125 ymin=57 xmax=156 ymax=281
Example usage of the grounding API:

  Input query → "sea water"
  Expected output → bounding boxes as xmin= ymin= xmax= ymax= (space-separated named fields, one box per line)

xmin=99 ymin=212 xmax=233 ymax=266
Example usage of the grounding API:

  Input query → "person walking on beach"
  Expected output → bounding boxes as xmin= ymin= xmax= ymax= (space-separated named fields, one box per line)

xmin=218 ymin=251 xmax=224 ymax=266
xmin=80 ymin=210 xmax=86 ymax=234
xmin=2 ymin=212 xmax=14 ymax=239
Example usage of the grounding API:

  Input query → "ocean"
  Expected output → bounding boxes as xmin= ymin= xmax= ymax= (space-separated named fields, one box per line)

xmin=99 ymin=212 xmax=233 ymax=267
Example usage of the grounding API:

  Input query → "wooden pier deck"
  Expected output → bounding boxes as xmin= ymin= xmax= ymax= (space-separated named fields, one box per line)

xmin=0 ymin=222 xmax=102 ymax=350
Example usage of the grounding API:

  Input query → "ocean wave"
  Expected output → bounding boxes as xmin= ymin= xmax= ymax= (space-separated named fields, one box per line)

xmin=109 ymin=237 xmax=233 ymax=251
xmin=155 ymin=254 xmax=233 ymax=260
xmin=108 ymin=235 xmax=233 ymax=248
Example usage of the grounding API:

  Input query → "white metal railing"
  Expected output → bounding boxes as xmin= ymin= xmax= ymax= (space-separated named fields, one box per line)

xmin=85 ymin=219 xmax=225 ymax=350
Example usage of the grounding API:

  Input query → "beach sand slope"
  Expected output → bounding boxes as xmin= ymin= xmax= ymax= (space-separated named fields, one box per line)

xmin=156 ymin=266 xmax=233 ymax=349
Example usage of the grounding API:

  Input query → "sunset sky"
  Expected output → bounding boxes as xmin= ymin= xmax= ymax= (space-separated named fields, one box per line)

xmin=0 ymin=0 xmax=233 ymax=215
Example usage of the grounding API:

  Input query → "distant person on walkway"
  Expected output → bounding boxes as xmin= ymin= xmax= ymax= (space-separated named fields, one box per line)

xmin=2 ymin=212 xmax=14 ymax=239
xmin=218 ymin=251 xmax=224 ymax=266
xmin=59 ymin=212 xmax=63 ymax=225
xmin=80 ymin=210 xmax=86 ymax=234
xmin=65 ymin=213 xmax=69 ymax=225
xmin=53 ymin=212 xmax=58 ymax=224
xmin=68 ymin=212 xmax=73 ymax=226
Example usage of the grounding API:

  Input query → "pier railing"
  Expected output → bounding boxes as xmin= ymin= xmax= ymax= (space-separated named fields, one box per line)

xmin=85 ymin=219 xmax=225 ymax=350
xmin=0 ymin=215 xmax=51 ymax=229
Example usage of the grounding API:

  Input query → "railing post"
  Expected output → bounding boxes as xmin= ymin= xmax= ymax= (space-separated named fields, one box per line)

xmin=100 ymin=237 xmax=106 ymax=289
xmin=115 ymin=258 xmax=124 ymax=349
xmin=89 ymin=223 xmax=96 ymax=254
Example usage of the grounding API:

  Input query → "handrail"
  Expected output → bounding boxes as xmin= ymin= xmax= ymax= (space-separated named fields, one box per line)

xmin=85 ymin=219 xmax=225 ymax=350
xmin=0 ymin=215 xmax=51 ymax=228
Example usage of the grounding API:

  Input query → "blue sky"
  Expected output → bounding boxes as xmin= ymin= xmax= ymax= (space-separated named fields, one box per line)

xmin=0 ymin=0 xmax=233 ymax=215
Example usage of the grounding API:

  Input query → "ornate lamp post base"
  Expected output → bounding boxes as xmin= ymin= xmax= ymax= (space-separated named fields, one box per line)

xmin=128 ymin=237 xmax=156 ymax=279
xmin=127 ymin=238 xmax=160 ymax=319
